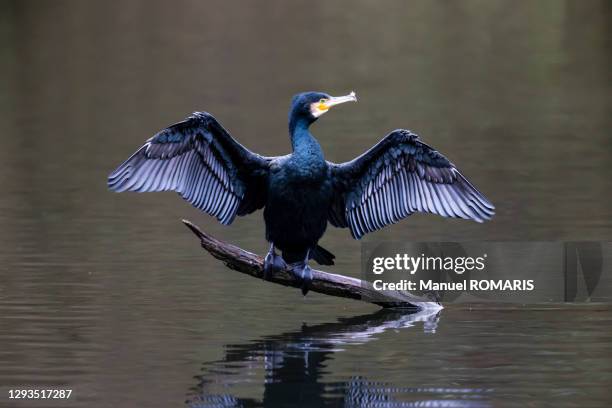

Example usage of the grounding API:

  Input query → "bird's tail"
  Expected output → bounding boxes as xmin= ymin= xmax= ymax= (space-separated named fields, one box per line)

xmin=311 ymin=245 xmax=335 ymax=266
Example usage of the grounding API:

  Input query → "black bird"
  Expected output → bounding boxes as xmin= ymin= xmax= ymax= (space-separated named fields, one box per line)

xmin=108 ymin=91 xmax=494 ymax=294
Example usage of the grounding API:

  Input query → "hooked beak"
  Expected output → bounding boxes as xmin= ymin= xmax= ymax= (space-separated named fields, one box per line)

xmin=311 ymin=91 xmax=357 ymax=118
xmin=325 ymin=91 xmax=357 ymax=109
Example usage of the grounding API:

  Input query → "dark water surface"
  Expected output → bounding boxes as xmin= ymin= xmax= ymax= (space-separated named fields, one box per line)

xmin=1 ymin=1 xmax=611 ymax=407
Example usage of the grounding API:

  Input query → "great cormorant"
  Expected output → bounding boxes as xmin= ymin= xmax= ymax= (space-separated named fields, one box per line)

xmin=108 ymin=91 xmax=494 ymax=294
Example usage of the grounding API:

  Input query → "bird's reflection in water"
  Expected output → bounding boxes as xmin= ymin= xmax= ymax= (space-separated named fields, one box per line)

xmin=186 ymin=308 xmax=490 ymax=408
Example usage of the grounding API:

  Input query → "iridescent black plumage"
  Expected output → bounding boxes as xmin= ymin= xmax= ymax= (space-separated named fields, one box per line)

xmin=328 ymin=129 xmax=495 ymax=239
xmin=108 ymin=112 xmax=270 ymax=224
xmin=108 ymin=91 xmax=494 ymax=294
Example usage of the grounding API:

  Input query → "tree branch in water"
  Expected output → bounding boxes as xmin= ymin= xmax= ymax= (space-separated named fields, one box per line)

xmin=182 ymin=219 xmax=441 ymax=310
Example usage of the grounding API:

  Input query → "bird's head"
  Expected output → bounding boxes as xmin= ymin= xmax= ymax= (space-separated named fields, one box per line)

xmin=289 ymin=91 xmax=357 ymax=128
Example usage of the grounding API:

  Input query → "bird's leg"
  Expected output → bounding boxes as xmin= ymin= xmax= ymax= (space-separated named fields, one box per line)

xmin=263 ymin=243 xmax=286 ymax=280
xmin=291 ymin=249 xmax=313 ymax=296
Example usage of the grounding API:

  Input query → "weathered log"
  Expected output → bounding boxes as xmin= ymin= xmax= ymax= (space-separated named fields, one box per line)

xmin=182 ymin=219 xmax=442 ymax=310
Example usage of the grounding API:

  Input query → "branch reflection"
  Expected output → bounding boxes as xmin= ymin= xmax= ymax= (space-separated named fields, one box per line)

xmin=186 ymin=308 xmax=451 ymax=408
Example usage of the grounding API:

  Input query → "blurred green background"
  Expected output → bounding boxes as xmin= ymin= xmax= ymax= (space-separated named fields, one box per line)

xmin=0 ymin=1 xmax=611 ymax=407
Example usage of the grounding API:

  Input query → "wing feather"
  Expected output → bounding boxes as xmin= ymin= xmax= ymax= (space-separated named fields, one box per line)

xmin=108 ymin=112 xmax=271 ymax=224
xmin=329 ymin=129 xmax=494 ymax=239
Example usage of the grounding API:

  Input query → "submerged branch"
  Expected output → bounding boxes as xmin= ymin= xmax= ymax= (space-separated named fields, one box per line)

xmin=182 ymin=219 xmax=441 ymax=310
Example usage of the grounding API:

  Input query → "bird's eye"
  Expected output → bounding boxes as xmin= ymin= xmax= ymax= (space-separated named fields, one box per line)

xmin=319 ymin=98 xmax=328 ymax=104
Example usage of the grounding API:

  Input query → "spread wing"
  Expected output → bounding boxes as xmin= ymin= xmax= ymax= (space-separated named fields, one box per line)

xmin=108 ymin=112 xmax=271 ymax=224
xmin=328 ymin=129 xmax=494 ymax=239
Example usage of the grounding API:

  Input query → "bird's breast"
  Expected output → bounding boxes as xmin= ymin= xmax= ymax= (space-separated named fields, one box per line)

xmin=264 ymin=162 xmax=333 ymax=247
xmin=267 ymin=158 xmax=332 ymax=208
xmin=271 ymin=154 xmax=327 ymax=182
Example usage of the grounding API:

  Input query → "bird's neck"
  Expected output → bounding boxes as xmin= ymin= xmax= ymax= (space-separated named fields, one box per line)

xmin=289 ymin=119 xmax=323 ymax=158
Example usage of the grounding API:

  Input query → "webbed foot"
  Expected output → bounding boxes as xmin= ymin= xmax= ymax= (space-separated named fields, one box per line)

xmin=263 ymin=243 xmax=286 ymax=280
xmin=292 ymin=262 xmax=313 ymax=296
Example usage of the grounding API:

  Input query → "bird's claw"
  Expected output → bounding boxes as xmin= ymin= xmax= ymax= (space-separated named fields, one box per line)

xmin=292 ymin=263 xmax=313 ymax=296
xmin=263 ymin=250 xmax=286 ymax=280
